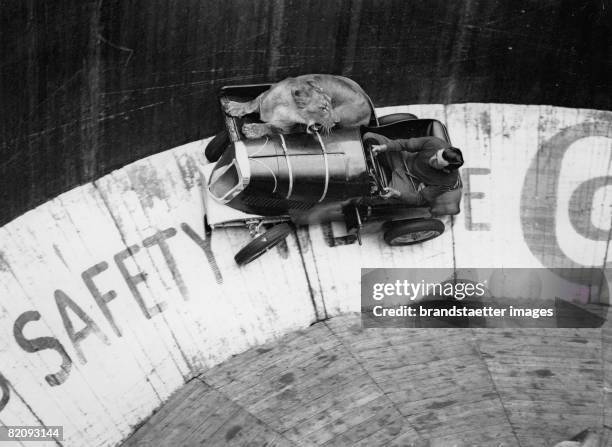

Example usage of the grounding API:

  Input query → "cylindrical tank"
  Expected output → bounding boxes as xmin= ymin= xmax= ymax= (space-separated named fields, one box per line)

xmin=228 ymin=128 xmax=369 ymax=215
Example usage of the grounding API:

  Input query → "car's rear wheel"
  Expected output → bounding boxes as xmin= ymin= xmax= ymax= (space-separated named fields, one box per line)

xmin=377 ymin=113 xmax=418 ymax=125
xmin=235 ymin=223 xmax=292 ymax=266
xmin=205 ymin=130 xmax=230 ymax=162
xmin=383 ymin=218 xmax=444 ymax=246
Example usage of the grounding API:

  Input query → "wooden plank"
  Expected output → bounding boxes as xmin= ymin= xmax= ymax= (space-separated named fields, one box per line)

xmin=200 ymin=319 xmax=420 ymax=443
xmin=474 ymin=328 xmax=604 ymax=445
xmin=118 ymin=316 xmax=609 ymax=446
xmin=327 ymin=315 xmax=516 ymax=445
xmin=603 ymin=318 xmax=612 ymax=431
xmin=122 ymin=378 xmax=295 ymax=447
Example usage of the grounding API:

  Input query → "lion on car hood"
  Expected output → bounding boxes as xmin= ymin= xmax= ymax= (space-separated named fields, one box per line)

xmin=223 ymin=74 xmax=372 ymax=139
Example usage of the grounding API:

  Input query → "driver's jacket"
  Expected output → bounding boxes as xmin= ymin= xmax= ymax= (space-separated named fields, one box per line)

xmin=384 ymin=137 xmax=461 ymax=207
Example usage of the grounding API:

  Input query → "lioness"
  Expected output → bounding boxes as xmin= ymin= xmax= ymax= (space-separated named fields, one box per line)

xmin=223 ymin=74 xmax=372 ymax=139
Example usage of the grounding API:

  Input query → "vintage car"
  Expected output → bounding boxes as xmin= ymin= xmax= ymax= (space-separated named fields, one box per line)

xmin=203 ymin=84 xmax=462 ymax=265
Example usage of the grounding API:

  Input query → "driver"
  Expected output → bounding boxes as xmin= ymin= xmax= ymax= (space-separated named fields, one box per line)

xmin=363 ymin=132 xmax=464 ymax=209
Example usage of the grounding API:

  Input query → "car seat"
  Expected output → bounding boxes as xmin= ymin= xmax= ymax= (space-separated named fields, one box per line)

xmin=362 ymin=118 xmax=462 ymax=216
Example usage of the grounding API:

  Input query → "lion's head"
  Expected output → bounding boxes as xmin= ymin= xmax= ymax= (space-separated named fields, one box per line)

xmin=291 ymin=80 xmax=337 ymax=134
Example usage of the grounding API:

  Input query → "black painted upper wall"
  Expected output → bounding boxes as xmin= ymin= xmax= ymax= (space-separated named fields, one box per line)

xmin=0 ymin=0 xmax=610 ymax=225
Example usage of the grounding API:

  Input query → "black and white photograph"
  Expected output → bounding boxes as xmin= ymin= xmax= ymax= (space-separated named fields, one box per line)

xmin=0 ymin=1 xmax=611 ymax=446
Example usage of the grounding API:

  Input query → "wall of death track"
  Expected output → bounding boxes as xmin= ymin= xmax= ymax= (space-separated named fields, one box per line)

xmin=0 ymin=104 xmax=610 ymax=446
xmin=1 ymin=0 xmax=610 ymax=227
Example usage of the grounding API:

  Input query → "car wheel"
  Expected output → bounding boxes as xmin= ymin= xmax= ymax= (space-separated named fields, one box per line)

xmin=234 ymin=223 xmax=292 ymax=266
xmin=377 ymin=113 xmax=418 ymax=125
xmin=383 ymin=218 xmax=444 ymax=246
xmin=205 ymin=130 xmax=230 ymax=162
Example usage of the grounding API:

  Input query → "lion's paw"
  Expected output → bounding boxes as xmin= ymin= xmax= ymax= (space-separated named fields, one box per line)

xmin=223 ymin=100 xmax=249 ymax=117
xmin=242 ymin=123 xmax=269 ymax=139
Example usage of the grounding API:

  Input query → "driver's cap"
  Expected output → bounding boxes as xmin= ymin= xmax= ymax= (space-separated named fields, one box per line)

xmin=441 ymin=147 xmax=464 ymax=170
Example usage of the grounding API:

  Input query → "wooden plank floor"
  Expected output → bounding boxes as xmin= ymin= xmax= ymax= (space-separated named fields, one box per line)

xmin=121 ymin=314 xmax=609 ymax=447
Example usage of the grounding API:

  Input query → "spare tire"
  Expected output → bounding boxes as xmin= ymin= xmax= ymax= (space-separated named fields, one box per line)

xmin=383 ymin=218 xmax=444 ymax=246
xmin=205 ymin=130 xmax=230 ymax=162
xmin=234 ymin=223 xmax=292 ymax=266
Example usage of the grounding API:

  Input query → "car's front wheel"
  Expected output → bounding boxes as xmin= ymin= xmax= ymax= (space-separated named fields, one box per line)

xmin=234 ymin=223 xmax=292 ymax=266
xmin=205 ymin=130 xmax=230 ymax=162
xmin=383 ymin=218 xmax=444 ymax=246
